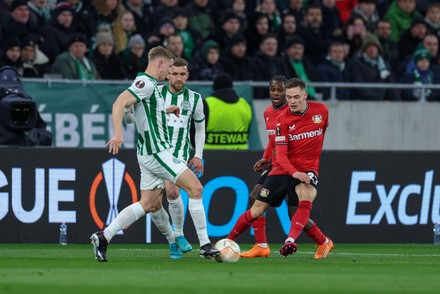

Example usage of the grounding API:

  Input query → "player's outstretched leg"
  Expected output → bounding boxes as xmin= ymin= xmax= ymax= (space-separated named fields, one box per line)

xmin=90 ymin=231 xmax=108 ymax=262
xmin=240 ymin=217 xmax=270 ymax=258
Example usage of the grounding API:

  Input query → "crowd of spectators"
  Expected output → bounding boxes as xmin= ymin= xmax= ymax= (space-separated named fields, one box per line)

xmin=1 ymin=0 xmax=440 ymax=100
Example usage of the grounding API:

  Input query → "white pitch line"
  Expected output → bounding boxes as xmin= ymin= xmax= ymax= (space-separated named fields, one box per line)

xmin=114 ymin=248 xmax=440 ymax=257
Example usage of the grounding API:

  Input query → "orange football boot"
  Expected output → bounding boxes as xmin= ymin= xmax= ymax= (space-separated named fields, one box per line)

xmin=240 ymin=244 xmax=271 ymax=258
xmin=314 ymin=237 xmax=334 ymax=259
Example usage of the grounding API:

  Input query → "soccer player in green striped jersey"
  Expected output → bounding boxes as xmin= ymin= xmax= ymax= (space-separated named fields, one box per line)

xmin=155 ymin=58 xmax=206 ymax=254
xmin=90 ymin=46 xmax=219 ymax=262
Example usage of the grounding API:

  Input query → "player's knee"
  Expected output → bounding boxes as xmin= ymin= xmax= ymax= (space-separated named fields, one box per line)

xmin=166 ymin=189 xmax=179 ymax=200
xmin=187 ymin=182 xmax=203 ymax=199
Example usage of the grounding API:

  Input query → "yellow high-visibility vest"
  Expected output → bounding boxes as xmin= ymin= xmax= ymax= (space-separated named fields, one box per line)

xmin=204 ymin=96 xmax=252 ymax=150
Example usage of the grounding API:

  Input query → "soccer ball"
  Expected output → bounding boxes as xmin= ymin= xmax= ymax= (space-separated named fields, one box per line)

xmin=214 ymin=239 xmax=241 ymax=263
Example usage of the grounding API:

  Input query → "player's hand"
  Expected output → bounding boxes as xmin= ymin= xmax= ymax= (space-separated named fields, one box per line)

xmin=292 ymin=171 xmax=310 ymax=184
xmin=188 ymin=157 xmax=204 ymax=178
xmin=166 ymin=105 xmax=180 ymax=117
xmin=253 ymin=158 xmax=269 ymax=172
xmin=105 ymin=134 xmax=124 ymax=155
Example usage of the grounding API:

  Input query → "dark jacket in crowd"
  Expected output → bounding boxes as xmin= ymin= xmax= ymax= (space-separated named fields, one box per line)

xmin=92 ymin=48 xmax=127 ymax=80
xmin=316 ymin=57 xmax=349 ymax=100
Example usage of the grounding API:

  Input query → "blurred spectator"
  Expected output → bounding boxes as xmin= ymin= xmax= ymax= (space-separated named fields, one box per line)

xmin=231 ymin=0 xmax=248 ymax=33
xmin=92 ymin=31 xmax=126 ymax=79
xmin=1 ymin=0 xmax=44 ymax=43
xmin=120 ymin=34 xmax=147 ymax=79
xmin=397 ymin=34 xmax=440 ymax=81
xmin=401 ymin=47 xmax=440 ymax=101
xmin=28 ymin=0 xmax=51 ymax=27
xmin=277 ymin=12 xmax=297 ymax=55
xmin=398 ymin=17 xmax=428 ymax=62
xmin=297 ymin=4 xmax=332 ymax=65
xmin=283 ymin=36 xmax=319 ymax=99
xmin=208 ymin=11 xmax=241 ymax=50
xmin=245 ymin=12 xmax=270 ymax=56
xmin=350 ymin=0 xmax=380 ymax=32
xmin=165 ymin=32 xmax=184 ymax=58
xmin=123 ymin=0 xmax=153 ymax=38
xmin=112 ymin=10 xmax=136 ymax=53
xmin=425 ymin=3 xmax=440 ymax=37
xmin=50 ymin=33 xmax=98 ymax=79
xmin=335 ymin=0 xmax=357 ymax=23
xmin=321 ymin=0 xmax=344 ymax=38
xmin=281 ymin=0 xmax=305 ymax=25
xmin=346 ymin=33 xmax=398 ymax=100
xmin=316 ymin=41 xmax=349 ymax=100
xmin=0 ymin=0 xmax=13 ymax=26
xmin=219 ymin=34 xmax=260 ymax=81
xmin=153 ymin=0 xmax=180 ymax=24
xmin=20 ymin=34 xmax=49 ymax=77
xmin=172 ymin=7 xmax=202 ymax=60
xmin=256 ymin=0 xmax=282 ymax=33
xmin=145 ymin=17 xmax=175 ymax=50
xmin=375 ymin=18 xmax=400 ymax=73
xmin=44 ymin=3 xmax=78 ymax=62
xmin=0 ymin=37 xmax=22 ymax=69
xmin=384 ymin=0 xmax=422 ymax=42
xmin=343 ymin=14 xmax=368 ymax=59
xmin=91 ymin=0 xmax=126 ymax=32
xmin=203 ymin=73 xmax=252 ymax=150
xmin=254 ymin=34 xmax=289 ymax=98
xmin=65 ymin=0 xmax=96 ymax=40
xmin=185 ymin=0 xmax=217 ymax=39
xmin=190 ymin=39 xmax=223 ymax=80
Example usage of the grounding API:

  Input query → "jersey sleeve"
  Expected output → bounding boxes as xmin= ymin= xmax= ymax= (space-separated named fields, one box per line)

xmin=192 ymin=94 xmax=205 ymax=123
xmin=274 ymin=117 xmax=297 ymax=175
xmin=127 ymin=76 xmax=154 ymax=102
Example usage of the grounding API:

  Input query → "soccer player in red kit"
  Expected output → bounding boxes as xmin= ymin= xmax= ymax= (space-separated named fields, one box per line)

xmin=228 ymin=78 xmax=334 ymax=258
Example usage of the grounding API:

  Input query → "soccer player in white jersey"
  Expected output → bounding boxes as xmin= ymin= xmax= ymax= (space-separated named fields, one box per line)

xmin=90 ymin=46 xmax=219 ymax=262
xmin=126 ymin=58 xmax=205 ymax=257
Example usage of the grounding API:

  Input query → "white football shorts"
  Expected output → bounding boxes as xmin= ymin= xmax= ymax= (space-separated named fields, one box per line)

xmin=137 ymin=150 xmax=187 ymax=190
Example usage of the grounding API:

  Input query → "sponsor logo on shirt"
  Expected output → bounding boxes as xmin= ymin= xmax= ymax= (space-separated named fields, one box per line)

xmin=312 ymin=115 xmax=322 ymax=124
xmin=267 ymin=129 xmax=276 ymax=135
xmin=288 ymin=128 xmax=323 ymax=141
xmin=275 ymin=136 xmax=285 ymax=142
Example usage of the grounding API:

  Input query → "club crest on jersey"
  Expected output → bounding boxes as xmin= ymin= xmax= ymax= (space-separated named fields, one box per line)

xmin=180 ymin=100 xmax=191 ymax=111
xmin=312 ymin=115 xmax=322 ymax=124
xmin=260 ymin=188 xmax=269 ymax=197
xmin=135 ymin=80 xmax=145 ymax=89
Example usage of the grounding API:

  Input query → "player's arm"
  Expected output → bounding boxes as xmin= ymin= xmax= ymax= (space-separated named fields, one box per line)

xmin=107 ymin=90 xmax=137 ymax=155
xmin=254 ymin=112 xmax=273 ymax=172
xmin=166 ymin=105 xmax=180 ymax=117
xmin=188 ymin=96 xmax=205 ymax=176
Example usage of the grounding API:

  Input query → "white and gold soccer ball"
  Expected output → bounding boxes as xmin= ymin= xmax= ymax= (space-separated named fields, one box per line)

xmin=214 ymin=239 xmax=241 ymax=263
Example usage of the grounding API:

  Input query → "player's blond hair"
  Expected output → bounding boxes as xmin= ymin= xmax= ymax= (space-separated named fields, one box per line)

xmin=148 ymin=46 xmax=175 ymax=62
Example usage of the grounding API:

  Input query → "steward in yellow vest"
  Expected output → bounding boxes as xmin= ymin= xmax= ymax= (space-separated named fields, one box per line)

xmin=203 ymin=73 xmax=252 ymax=149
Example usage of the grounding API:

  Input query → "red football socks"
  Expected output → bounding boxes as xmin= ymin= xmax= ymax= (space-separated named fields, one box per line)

xmin=252 ymin=217 xmax=267 ymax=244
xmin=306 ymin=223 xmax=327 ymax=245
xmin=227 ymin=210 xmax=254 ymax=240
xmin=288 ymin=200 xmax=313 ymax=240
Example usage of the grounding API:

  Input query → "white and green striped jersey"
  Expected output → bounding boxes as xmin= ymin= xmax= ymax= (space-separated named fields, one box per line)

xmin=159 ymin=84 xmax=205 ymax=162
xmin=127 ymin=73 xmax=172 ymax=155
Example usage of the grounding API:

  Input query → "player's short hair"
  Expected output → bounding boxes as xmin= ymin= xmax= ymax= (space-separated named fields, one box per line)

xmin=285 ymin=78 xmax=306 ymax=90
xmin=172 ymin=57 xmax=188 ymax=68
xmin=148 ymin=46 xmax=175 ymax=62
xmin=270 ymin=75 xmax=288 ymax=85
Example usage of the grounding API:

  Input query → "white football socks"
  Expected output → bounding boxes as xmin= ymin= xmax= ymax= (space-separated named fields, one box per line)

xmin=150 ymin=206 xmax=175 ymax=243
xmin=168 ymin=195 xmax=185 ymax=237
xmin=104 ymin=202 xmax=145 ymax=242
xmin=188 ymin=198 xmax=210 ymax=246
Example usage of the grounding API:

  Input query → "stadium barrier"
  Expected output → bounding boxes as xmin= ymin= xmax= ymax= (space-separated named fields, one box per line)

xmin=1 ymin=147 xmax=439 ymax=244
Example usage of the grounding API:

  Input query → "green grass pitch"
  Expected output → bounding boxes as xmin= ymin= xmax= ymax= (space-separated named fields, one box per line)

xmin=0 ymin=243 xmax=439 ymax=294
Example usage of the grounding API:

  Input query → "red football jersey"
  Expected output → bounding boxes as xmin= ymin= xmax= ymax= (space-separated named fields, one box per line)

xmin=270 ymin=101 xmax=329 ymax=176
xmin=262 ymin=102 xmax=288 ymax=160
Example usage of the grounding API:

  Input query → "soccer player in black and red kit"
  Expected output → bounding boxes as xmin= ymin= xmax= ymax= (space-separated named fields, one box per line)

xmin=228 ymin=78 xmax=334 ymax=258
